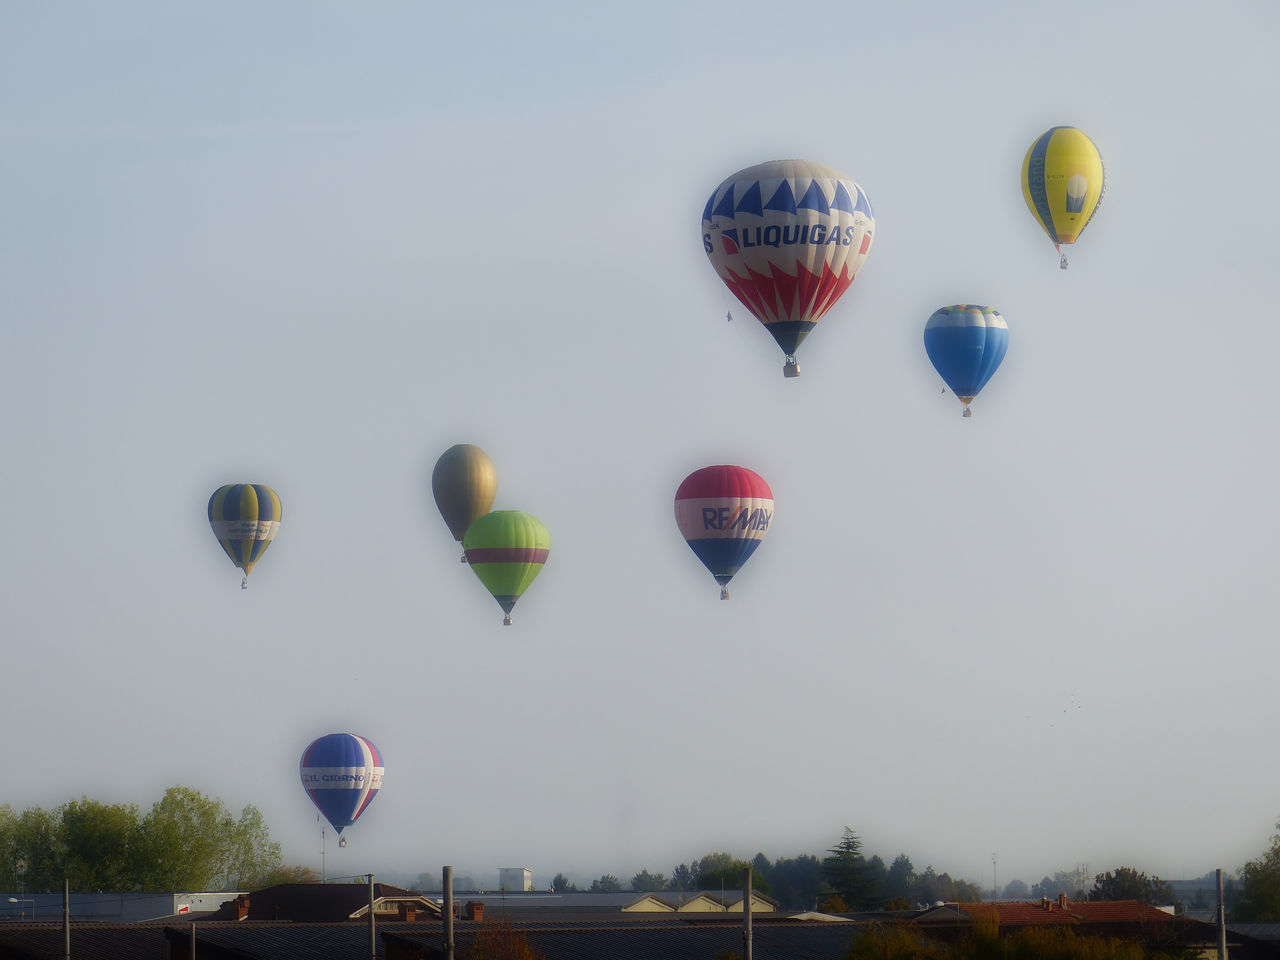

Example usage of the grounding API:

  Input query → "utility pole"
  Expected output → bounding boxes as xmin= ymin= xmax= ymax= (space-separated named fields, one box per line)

xmin=1217 ymin=868 xmax=1228 ymax=960
xmin=991 ymin=854 xmax=998 ymax=899
xmin=63 ymin=878 xmax=70 ymax=960
xmin=443 ymin=866 xmax=455 ymax=960
xmin=368 ymin=874 xmax=376 ymax=960
xmin=742 ymin=866 xmax=753 ymax=960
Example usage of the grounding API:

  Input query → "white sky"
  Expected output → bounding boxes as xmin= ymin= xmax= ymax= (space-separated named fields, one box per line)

xmin=2 ymin=0 xmax=1277 ymax=892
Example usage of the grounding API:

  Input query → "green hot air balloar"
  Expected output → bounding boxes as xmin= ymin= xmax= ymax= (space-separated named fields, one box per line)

xmin=463 ymin=511 xmax=550 ymax=625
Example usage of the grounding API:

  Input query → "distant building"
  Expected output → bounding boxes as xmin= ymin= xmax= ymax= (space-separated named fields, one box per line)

xmin=498 ymin=867 xmax=533 ymax=892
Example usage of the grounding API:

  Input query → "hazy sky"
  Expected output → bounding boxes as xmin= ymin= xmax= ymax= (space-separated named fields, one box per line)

xmin=2 ymin=1 xmax=1278 ymax=893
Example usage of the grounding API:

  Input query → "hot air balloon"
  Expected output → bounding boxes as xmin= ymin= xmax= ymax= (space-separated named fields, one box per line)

xmin=702 ymin=159 xmax=875 ymax=377
xmin=431 ymin=444 xmax=497 ymax=561
xmin=207 ymin=483 xmax=282 ymax=589
xmin=924 ymin=305 xmax=1008 ymax=418
xmin=1021 ymin=126 xmax=1105 ymax=269
xmin=300 ymin=733 xmax=384 ymax=846
xmin=674 ymin=465 xmax=773 ymax=599
xmin=463 ymin=510 xmax=549 ymax=625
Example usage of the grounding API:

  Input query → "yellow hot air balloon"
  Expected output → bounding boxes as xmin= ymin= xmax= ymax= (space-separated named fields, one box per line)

xmin=431 ymin=444 xmax=497 ymax=561
xmin=1021 ymin=126 xmax=1105 ymax=269
xmin=208 ymin=484 xmax=282 ymax=589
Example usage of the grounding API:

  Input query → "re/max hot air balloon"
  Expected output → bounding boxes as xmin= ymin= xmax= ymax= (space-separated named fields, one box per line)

xmin=300 ymin=733 xmax=383 ymax=845
xmin=208 ymin=483 xmax=281 ymax=589
xmin=463 ymin=510 xmax=549 ymax=625
xmin=924 ymin=305 xmax=1009 ymax=418
xmin=702 ymin=159 xmax=875 ymax=377
xmin=431 ymin=444 xmax=497 ymax=561
xmin=1021 ymin=126 xmax=1106 ymax=269
xmin=675 ymin=465 xmax=773 ymax=599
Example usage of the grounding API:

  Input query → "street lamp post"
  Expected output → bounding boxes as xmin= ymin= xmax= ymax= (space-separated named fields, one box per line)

xmin=8 ymin=897 xmax=35 ymax=921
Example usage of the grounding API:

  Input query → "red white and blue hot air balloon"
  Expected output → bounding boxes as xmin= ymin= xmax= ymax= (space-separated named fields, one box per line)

xmin=299 ymin=733 xmax=384 ymax=842
xmin=702 ymin=159 xmax=875 ymax=377
xmin=675 ymin=465 xmax=773 ymax=599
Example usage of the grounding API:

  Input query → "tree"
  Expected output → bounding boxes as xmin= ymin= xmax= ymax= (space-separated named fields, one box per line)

xmin=668 ymin=863 xmax=698 ymax=892
xmin=759 ymin=854 xmax=823 ymax=911
xmin=1000 ymin=878 xmax=1031 ymax=899
xmin=1235 ymin=822 xmax=1280 ymax=920
xmin=61 ymin=798 xmax=140 ymax=891
xmin=822 ymin=828 xmax=875 ymax=909
xmin=883 ymin=854 xmax=916 ymax=904
xmin=551 ymin=873 xmax=576 ymax=892
xmin=695 ymin=861 xmax=771 ymax=896
xmin=630 ymin=869 xmax=666 ymax=892
xmin=1089 ymin=867 xmax=1175 ymax=906
xmin=589 ymin=874 xmax=622 ymax=893
xmin=1032 ymin=870 xmax=1088 ymax=901
xmin=133 ymin=787 xmax=282 ymax=890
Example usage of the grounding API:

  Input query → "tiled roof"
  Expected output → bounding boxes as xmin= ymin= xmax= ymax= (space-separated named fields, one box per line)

xmin=200 ymin=881 xmax=434 ymax=923
xmin=953 ymin=900 xmax=1174 ymax=926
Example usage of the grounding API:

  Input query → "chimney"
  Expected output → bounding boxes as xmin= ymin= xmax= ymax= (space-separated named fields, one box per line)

xmin=1041 ymin=897 xmax=1050 ymax=911
xmin=1058 ymin=893 xmax=1068 ymax=909
xmin=235 ymin=895 xmax=250 ymax=921
xmin=465 ymin=901 xmax=485 ymax=922
xmin=399 ymin=903 xmax=417 ymax=922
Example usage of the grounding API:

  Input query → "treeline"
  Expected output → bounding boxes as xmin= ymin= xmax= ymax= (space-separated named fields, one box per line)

xmin=548 ymin=827 xmax=986 ymax=911
xmin=0 ymin=786 xmax=306 ymax=892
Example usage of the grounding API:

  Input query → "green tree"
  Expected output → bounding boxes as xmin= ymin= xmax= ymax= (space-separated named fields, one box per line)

xmin=695 ymin=861 xmax=771 ymax=897
xmin=61 ymin=798 xmax=141 ymax=891
xmin=2 ymin=805 xmax=65 ymax=892
xmin=630 ymin=869 xmax=667 ymax=892
xmin=1089 ymin=867 xmax=1175 ymax=907
xmin=668 ymin=862 xmax=697 ymax=891
xmin=551 ymin=873 xmax=575 ymax=892
xmin=220 ymin=804 xmax=283 ymax=889
xmin=823 ymin=827 xmax=874 ymax=909
xmin=589 ymin=874 xmax=622 ymax=893
xmin=883 ymin=854 xmax=916 ymax=904
xmin=1234 ymin=821 xmax=1280 ymax=920
xmin=760 ymin=854 xmax=823 ymax=911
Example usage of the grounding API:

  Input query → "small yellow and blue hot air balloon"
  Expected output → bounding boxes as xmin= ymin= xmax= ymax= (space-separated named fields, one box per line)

xmin=431 ymin=443 xmax=497 ymax=561
xmin=924 ymin=305 xmax=1008 ymax=418
xmin=1021 ymin=126 xmax=1105 ymax=269
xmin=208 ymin=483 xmax=282 ymax=588
xmin=463 ymin=510 xmax=549 ymax=625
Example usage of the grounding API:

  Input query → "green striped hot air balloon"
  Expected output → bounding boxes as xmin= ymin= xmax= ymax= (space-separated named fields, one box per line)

xmin=463 ymin=510 xmax=549 ymax=625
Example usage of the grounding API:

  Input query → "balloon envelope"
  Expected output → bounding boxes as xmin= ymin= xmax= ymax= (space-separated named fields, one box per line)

xmin=299 ymin=733 xmax=384 ymax=835
xmin=702 ymin=159 xmax=874 ymax=373
xmin=924 ymin=305 xmax=1008 ymax=413
xmin=674 ymin=465 xmax=773 ymax=596
xmin=207 ymin=484 xmax=281 ymax=579
xmin=431 ymin=444 xmax=498 ymax=543
xmin=1021 ymin=127 xmax=1105 ymax=252
xmin=463 ymin=510 xmax=550 ymax=623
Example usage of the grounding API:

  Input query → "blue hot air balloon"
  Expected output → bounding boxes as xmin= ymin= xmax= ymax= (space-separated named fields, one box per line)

xmin=299 ymin=733 xmax=384 ymax=842
xmin=923 ymin=305 xmax=1009 ymax=418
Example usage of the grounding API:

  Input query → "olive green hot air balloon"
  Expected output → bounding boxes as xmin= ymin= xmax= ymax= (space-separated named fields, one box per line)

xmin=431 ymin=444 xmax=497 ymax=560
xmin=463 ymin=510 xmax=549 ymax=625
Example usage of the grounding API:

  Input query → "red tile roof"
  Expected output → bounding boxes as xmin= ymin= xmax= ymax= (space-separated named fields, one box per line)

xmin=956 ymin=900 xmax=1173 ymax=926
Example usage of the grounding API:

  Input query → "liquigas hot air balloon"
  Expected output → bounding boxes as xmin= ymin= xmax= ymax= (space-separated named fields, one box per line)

xmin=674 ymin=465 xmax=773 ymax=599
xmin=208 ymin=483 xmax=282 ymax=589
xmin=431 ymin=443 xmax=497 ymax=561
xmin=702 ymin=159 xmax=875 ymax=377
xmin=299 ymin=733 xmax=384 ymax=846
xmin=1021 ymin=126 xmax=1106 ymax=269
xmin=924 ymin=305 xmax=1009 ymax=418
xmin=463 ymin=510 xmax=549 ymax=625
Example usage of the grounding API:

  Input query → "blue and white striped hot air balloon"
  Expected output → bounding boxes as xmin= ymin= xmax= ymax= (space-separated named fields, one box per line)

xmin=923 ymin=305 xmax=1009 ymax=418
xmin=300 ymin=733 xmax=384 ymax=842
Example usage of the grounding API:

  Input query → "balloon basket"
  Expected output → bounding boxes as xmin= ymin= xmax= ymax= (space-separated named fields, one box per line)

xmin=783 ymin=356 xmax=800 ymax=378
xmin=241 ymin=576 xmax=248 ymax=590
xmin=503 ymin=614 xmax=512 ymax=625
xmin=1059 ymin=254 xmax=1069 ymax=270
xmin=962 ymin=407 xmax=972 ymax=418
xmin=720 ymin=587 xmax=730 ymax=600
